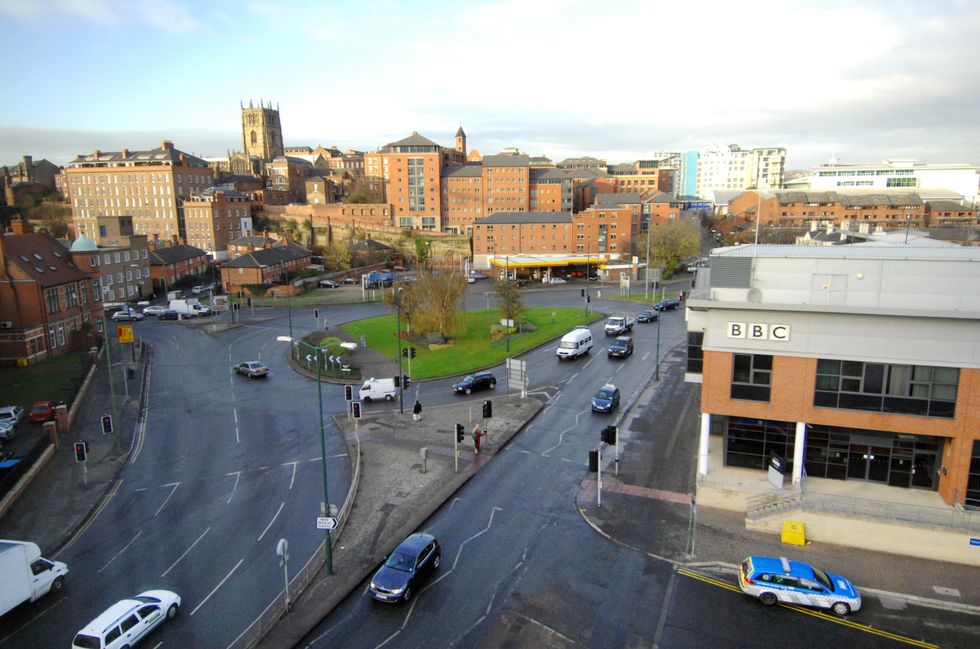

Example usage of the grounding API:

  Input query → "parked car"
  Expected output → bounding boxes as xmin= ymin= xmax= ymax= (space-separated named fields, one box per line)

xmin=29 ymin=401 xmax=56 ymax=423
xmin=0 ymin=405 xmax=26 ymax=428
xmin=453 ymin=372 xmax=497 ymax=395
xmin=548 ymin=276 xmax=567 ymax=285
xmin=234 ymin=361 xmax=270 ymax=378
xmin=341 ymin=277 xmax=358 ymax=285
xmin=468 ymin=272 xmax=488 ymax=281
xmin=392 ymin=265 xmax=408 ymax=272
xmin=111 ymin=309 xmax=144 ymax=322
xmin=738 ymin=556 xmax=861 ymax=615
xmin=158 ymin=310 xmax=179 ymax=320
xmin=607 ymin=336 xmax=633 ymax=359
xmin=514 ymin=278 xmax=530 ymax=287
xmin=72 ymin=589 xmax=181 ymax=649
xmin=369 ymin=533 xmax=441 ymax=603
xmin=191 ymin=283 xmax=215 ymax=295
xmin=591 ymin=384 xmax=620 ymax=413
xmin=142 ymin=305 xmax=168 ymax=317
xmin=654 ymin=297 xmax=681 ymax=312
xmin=318 ymin=279 xmax=339 ymax=288
xmin=637 ymin=309 xmax=658 ymax=323
xmin=0 ymin=420 xmax=15 ymax=441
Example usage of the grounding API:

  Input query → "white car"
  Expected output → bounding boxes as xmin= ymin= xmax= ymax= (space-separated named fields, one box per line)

xmin=73 ymin=590 xmax=180 ymax=649
xmin=0 ymin=405 xmax=26 ymax=428
xmin=0 ymin=420 xmax=15 ymax=440
xmin=548 ymin=277 xmax=567 ymax=285
xmin=111 ymin=309 xmax=145 ymax=322
xmin=142 ymin=305 xmax=168 ymax=317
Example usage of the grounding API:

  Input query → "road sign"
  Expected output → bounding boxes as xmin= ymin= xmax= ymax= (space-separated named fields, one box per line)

xmin=317 ymin=516 xmax=338 ymax=530
xmin=116 ymin=324 xmax=134 ymax=343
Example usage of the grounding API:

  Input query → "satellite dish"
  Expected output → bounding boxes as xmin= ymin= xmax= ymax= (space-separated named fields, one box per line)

xmin=747 ymin=288 xmax=762 ymax=303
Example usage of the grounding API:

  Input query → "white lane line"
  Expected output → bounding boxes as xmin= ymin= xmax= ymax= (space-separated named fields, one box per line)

xmin=155 ymin=482 xmax=180 ymax=517
xmin=642 ymin=351 xmax=651 ymax=361
xmin=161 ymin=527 xmax=211 ymax=578
xmin=452 ymin=507 xmax=503 ymax=570
xmin=257 ymin=502 xmax=285 ymax=542
xmin=226 ymin=471 xmax=241 ymax=504
xmin=283 ymin=461 xmax=298 ymax=490
xmin=567 ymin=372 xmax=579 ymax=383
xmin=233 ymin=409 xmax=238 ymax=424
xmin=191 ymin=558 xmax=244 ymax=616
xmin=583 ymin=355 xmax=596 ymax=369
xmin=56 ymin=479 xmax=122 ymax=557
xmin=235 ymin=426 xmax=240 ymax=444
xmin=0 ymin=593 xmax=66 ymax=644
xmin=98 ymin=530 xmax=143 ymax=573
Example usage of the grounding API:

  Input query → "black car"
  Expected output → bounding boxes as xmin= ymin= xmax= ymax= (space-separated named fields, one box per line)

xmin=654 ymin=297 xmax=681 ymax=311
xmin=369 ymin=533 xmax=441 ymax=603
xmin=637 ymin=309 xmax=658 ymax=323
xmin=158 ymin=309 xmax=179 ymax=320
xmin=607 ymin=336 xmax=633 ymax=358
xmin=452 ymin=372 xmax=497 ymax=395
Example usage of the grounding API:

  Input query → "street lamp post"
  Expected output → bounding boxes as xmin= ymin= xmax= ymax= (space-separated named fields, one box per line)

xmin=395 ymin=288 xmax=404 ymax=414
xmin=645 ymin=216 xmax=653 ymax=301
xmin=314 ymin=345 xmax=334 ymax=575
xmin=101 ymin=311 xmax=120 ymax=453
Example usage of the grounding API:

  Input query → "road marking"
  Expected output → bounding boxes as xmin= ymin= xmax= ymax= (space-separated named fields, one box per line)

xmin=642 ymin=351 xmax=651 ymax=361
xmin=98 ymin=530 xmax=143 ymax=573
xmin=541 ymin=408 xmax=590 ymax=456
xmin=191 ymin=558 xmax=244 ymax=616
xmin=235 ymin=426 xmax=240 ymax=444
xmin=283 ymin=461 xmax=298 ymax=490
xmin=233 ymin=409 xmax=238 ymax=424
xmin=452 ymin=507 xmax=503 ymax=570
xmin=161 ymin=526 xmax=211 ymax=577
xmin=676 ymin=569 xmax=938 ymax=648
xmin=155 ymin=482 xmax=180 ymax=516
xmin=0 ymin=593 xmax=66 ymax=645
xmin=226 ymin=471 xmax=241 ymax=504
xmin=583 ymin=355 xmax=595 ymax=369
xmin=56 ymin=479 xmax=123 ymax=557
xmin=258 ymin=502 xmax=285 ymax=542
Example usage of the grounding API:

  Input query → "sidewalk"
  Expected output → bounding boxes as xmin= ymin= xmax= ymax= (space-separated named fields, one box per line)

xmin=0 ymin=343 xmax=144 ymax=557
xmin=257 ymin=394 xmax=543 ymax=649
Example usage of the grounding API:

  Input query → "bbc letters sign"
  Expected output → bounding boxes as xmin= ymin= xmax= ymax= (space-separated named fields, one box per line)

xmin=727 ymin=322 xmax=790 ymax=341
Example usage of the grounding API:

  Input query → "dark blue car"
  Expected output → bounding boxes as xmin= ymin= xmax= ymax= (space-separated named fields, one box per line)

xmin=369 ymin=533 xmax=441 ymax=603
xmin=654 ymin=298 xmax=680 ymax=312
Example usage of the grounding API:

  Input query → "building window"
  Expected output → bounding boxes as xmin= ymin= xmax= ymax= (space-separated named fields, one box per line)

xmin=725 ymin=417 xmax=795 ymax=471
xmin=967 ymin=440 xmax=980 ymax=510
xmin=45 ymin=288 xmax=60 ymax=314
xmin=731 ymin=354 xmax=772 ymax=401
xmin=687 ymin=332 xmax=704 ymax=373
xmin=814 ymin=360 xmax=957 ymax=418
xmin=66 ymin=284 xmax=79 ymax=308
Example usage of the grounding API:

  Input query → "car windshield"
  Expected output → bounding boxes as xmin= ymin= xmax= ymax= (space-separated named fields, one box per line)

xmin=134 ymin=595 xmax=162 ymax=603
xmin=31 ymin=405 xmax=48 ymax=413
xmin=811 ymin=567 xmax=834 ymax=591
xmin=559 ymin=341 xmax=577 ymax=349
xmin=72 ymin=634 xmax=101 ymax=649
xmin=461 ymin=376 xmax=474 ymax=384
xmin=596 ymin=389 xmax=615 ymax=400
xmin=612 ymin=340 xmax=628 ymax=347
xmin=384 ymin=551 xmax=416 ymax=572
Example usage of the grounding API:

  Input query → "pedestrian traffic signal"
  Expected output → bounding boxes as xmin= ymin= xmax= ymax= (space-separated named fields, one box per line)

xmin=344 ymin=384 xmax=353 ymax=401
xmin=601 ymin=425 xmax=617 ymax=445
xmin=410 ymin=347 xmax=416 ymax=359
xmin=101 ymin=414 xmax=113 ymax=435
xmin=74 ymin=441 xmax=88 ymax=463
xmin=352 ymin=401 xmax=362 ymax=419
xmin=455 ymin=423 xmax=464 ymax=444
xmin=402 ymin=375 xmax=410 ymax=390
xmin=402 ymin=347 xmax=408 ymax=358
xmin=482 ymin=400 xmax=492 ymax=419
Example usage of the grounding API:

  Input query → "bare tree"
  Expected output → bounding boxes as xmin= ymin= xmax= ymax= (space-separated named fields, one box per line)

xmin=388 ymin=270 xmax=466 ymax=338
xmin=493 ymin=278 xmax=525 ymax=327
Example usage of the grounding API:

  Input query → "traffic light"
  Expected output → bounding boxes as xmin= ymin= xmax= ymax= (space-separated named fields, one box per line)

xmin=247 ymin=297 xmax=253 ymax=307
xmin=588 ymin=448 xmax=599 ymax=472
xmin=581 ymin=289 xmax=586 ymax=297
xmin=410 ymin=347 xmax=416 ymax=359
xmin=482 ymin=400 xmax=492 ymax=419
xmin=601 ymin=425 xmax=617 ymax=445
xmin=394 ymin=375 xmax=400 ymax=387
xmin=74 ymin=441 xmax=88 ymax=463
xmin=352 ymin=401 xmax=362 ymax=419
xmin=402 ymin=347 xmax=408 ymax=358
xmin=314 ymin=308 xmax=319 ymax=318
xmin=101 ymin=414 xmax=113 ymax=435
xmin=344 ymin=384 xmax=353 ymax=401
xmin=402 ymin=375 xmax=410 ymax=390
xmin=455 ymin=423 xmax=465 ymax=444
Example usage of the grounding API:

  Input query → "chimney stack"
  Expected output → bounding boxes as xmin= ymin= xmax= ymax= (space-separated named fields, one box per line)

xmin=121 ymin=148 xmax=128 ymax=159
xmin=162 ymin=140 xmax=174 ymax=151
xmin=22 ymin=156 xmax=33 ymax=181
xmin=10 ymin=215 xmax=28 ymax=234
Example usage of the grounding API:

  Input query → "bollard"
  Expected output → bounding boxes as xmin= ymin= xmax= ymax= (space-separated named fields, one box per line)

xmin=420 ymin=447 xmax=428 ymax=473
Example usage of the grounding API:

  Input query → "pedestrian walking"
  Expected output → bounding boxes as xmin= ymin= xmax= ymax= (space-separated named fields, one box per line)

xmin=413 ymin=400 xmax=422 ymax=422
xmin=473 ymin=424 xmax=482 ymax=454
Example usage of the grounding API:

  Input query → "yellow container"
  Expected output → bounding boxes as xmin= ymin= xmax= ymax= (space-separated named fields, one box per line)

xmin=781 ymin=520 xmax=806 ymax=546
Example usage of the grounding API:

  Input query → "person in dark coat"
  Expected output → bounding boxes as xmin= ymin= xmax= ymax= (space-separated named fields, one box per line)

xmin=413 ymin=400 xmax=422 ymax=421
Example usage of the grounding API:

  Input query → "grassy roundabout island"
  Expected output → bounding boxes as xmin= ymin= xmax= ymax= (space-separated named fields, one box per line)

xmin=340 ymin=307 xmax=597 ymax=379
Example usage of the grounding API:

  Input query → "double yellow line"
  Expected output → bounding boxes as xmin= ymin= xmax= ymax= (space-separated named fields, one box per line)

xmin=677 ymin=568 xmax=938 ymax=649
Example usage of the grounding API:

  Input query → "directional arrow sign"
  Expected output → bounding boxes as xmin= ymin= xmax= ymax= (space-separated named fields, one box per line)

xmin=316 ymin=516 xmax=338 ymax=530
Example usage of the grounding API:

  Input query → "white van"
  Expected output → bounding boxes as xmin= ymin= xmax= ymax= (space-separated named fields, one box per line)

xmin=556 ymin=328 xmax=593 ymax=360
xmin=358 ymin=377 xmax=397 ymax=402
xmin=168 ymin=299 xmax=211 ymax=317
xmin=72 ymin=589 xmax=180 ymax=649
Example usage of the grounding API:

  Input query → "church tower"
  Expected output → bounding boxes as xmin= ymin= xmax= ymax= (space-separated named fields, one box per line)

xmin=241 ymin=100 xmax=284 ymax=161
xmin=455 ymin=126 xmax=466 ymax=156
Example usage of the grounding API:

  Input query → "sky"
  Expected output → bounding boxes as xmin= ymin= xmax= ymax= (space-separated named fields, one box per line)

xmin=2 ymin=0 xmax=979 ymax=171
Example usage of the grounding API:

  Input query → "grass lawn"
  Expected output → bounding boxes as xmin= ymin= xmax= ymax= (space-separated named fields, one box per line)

xmin=340 ymin=307 xmax=597 ymax=379
xmin=0 ymin=350 xmax=93 ymax=409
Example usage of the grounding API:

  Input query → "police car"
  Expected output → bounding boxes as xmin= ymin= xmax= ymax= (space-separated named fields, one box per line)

xmin=738 ymin=556 xmax=861 ymax=615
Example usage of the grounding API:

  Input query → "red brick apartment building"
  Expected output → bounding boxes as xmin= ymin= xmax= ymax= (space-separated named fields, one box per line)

xmin=182 ymin=187 xmax=255 ymax=260
xmin=0 ymin=220 xmax=104 ymax=365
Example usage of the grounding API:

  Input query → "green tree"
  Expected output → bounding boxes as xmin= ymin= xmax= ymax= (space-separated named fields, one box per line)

xmin=628 ymin=220 xmax=701 ymax=277
xmin=346 ymin=193 xmax=370 ymax=204
xmin=388 ymin=270 xmax=465 ymax=338
xmin=415 ymin=237 xmax=431 ymax=265
xmin=494 ymin=278 xmax=525 ymax=327
xmin=321 ymin=240 xmax=351 ymax=271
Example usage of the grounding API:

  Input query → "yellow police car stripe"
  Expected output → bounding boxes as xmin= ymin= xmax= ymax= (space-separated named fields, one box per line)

xmin=676 ymin=568 xmax=938 ymax=649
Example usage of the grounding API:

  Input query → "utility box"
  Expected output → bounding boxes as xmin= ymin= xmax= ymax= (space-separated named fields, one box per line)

xmin=781 ymin=520 xmax=806 ymax=546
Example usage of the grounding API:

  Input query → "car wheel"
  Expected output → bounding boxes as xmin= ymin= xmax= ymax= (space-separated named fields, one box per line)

xmin=489 ymin=382 xmax=496 ymax=389
xmin=465 ymin=388 xmax=472 ymax=395
xmin=365 ymin=397 xmax=372 ymax=402
xmin=50 ymin=576 xmax=65 ymax=592
xmin=759 ymin=592 xmax=778 ymax=606
xmin=385 ymin=394 xmax=393 ymax=401
xmin=831 ymin=602 xmax=850 ymax=616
